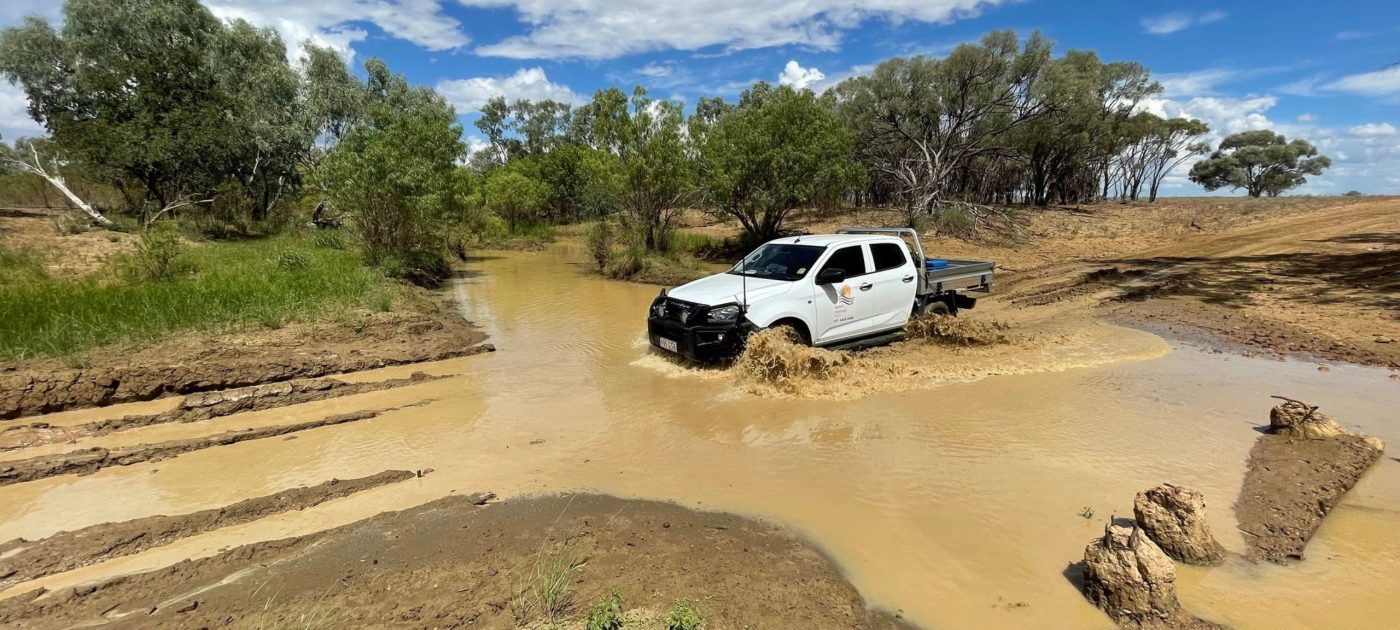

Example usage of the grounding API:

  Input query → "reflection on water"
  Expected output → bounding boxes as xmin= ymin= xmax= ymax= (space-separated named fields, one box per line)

xmin=0 ymin=246 xmax=1396 ymax=629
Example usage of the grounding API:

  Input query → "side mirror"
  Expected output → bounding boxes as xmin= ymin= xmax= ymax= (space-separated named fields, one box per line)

xmin=816 ymin=267 xmax=846 ymax=285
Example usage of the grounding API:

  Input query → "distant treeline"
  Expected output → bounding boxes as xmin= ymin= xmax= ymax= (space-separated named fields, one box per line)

xmin=1 ymin=0 xmax=1330 ymax=278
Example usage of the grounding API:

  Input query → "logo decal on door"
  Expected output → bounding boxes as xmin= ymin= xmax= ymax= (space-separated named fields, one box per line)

xmin=838 ymin=284 xmax=856 ymax=305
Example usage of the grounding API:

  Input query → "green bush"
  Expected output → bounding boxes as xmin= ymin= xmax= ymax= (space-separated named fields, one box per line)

xmin=664 ymin=600 xmax=705 ymax=630
xmin=583 ymin=589 xmax=627 ymax=630
xmin=586 ymin=221 xmax=615 ymax=271
xmin=274 ymin=248 xmax=312 ymax=272
xmin=602 ymin=246 xmax=647 ymax=280
xmin=309 ymin=228 xmax=348 ymax=250
xmin=122 ymin=223 xmax=191 ymax=282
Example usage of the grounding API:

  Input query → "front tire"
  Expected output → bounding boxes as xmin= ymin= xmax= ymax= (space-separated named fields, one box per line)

xmin=768 ymin=323 xmax=811 ymax=346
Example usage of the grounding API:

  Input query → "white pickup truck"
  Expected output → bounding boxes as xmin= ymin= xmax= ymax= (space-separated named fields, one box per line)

xmin=647 ymin=227 xmax=994 ymax=362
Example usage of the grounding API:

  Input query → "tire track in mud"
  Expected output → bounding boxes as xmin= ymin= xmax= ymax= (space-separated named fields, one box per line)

xmin=0 ymin=470 xmax=417 ymax=589
xmin=0 ymin=401 xmax=430 ymax=488
xmin=0 ymin=372 xmax=451 ymax=452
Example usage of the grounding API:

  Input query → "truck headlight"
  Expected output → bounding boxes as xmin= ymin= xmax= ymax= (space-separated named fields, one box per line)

xmin=707 ymin=304 xmax=742 ymax=322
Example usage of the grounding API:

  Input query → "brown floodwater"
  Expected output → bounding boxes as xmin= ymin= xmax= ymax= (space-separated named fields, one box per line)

xmin=1 ymin=246 xmax=1397 ymax=629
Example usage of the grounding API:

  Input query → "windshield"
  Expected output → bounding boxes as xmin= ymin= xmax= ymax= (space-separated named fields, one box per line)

xmin=728 ymin=243 xmax=826 ymax=282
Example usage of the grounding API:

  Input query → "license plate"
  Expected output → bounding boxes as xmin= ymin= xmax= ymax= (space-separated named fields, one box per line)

xmin=657 ymin=337 xmax=679 ymax=353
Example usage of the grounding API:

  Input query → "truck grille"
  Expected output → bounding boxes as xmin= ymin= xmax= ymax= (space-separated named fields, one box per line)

xmin=657 ymin=298 xmax=697 ymax=324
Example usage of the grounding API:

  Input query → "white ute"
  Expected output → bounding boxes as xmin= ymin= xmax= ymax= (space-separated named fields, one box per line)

xmin=646 ymin=227 xmax=994 ymax=362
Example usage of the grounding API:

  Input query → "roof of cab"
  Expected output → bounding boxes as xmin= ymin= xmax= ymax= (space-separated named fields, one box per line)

xmin=764 ymin=234 xmax=902 ymax=247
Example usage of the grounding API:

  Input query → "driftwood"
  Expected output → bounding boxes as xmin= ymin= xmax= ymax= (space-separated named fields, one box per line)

xmin=309 ymin=201 xmax=345 ymax=229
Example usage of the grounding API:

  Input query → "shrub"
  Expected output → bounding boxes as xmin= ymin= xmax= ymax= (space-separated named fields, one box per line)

xmin=123 ymin=223 xmax=190 ymax=282
xmin=53 ymin=213 xmax=91 ymax=235
xmin=310 ymin=229 xmax=347 ymax=250
xmin=586 ymin=221 xmax=615 ymax=271
xmin=602 ymin=246 xmax=647 ymax=280
xmin=584 ymin=589 xmax=627 ymax=630
xmin=664 ymin=600 xmax=705 ymax=630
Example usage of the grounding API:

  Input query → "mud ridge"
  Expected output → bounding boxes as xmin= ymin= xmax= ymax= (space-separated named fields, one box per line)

xmin=0 ymin=297 xmax=492 ymax=420
xmin=1235 ymin=400 xmax=1385 ymax=563
xmin=0 ymin=470 xmax=416 ymax=589
xmin=0 ymin=493 xmax=909 ymax=630
xmin=0 ymin=403 xmax=426 ymax=488
xmin=0 ymin=372 xmax=450 ymax=452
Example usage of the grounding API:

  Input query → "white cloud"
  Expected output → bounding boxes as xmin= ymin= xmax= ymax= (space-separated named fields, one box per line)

xmin=1350 ymin=122 xmax=1398 ymax=137
xmin=202 ymin=0 xmax=470 ymax=63
xmin=467 ymin=0 xmax=1008 ymax=59
xmin=778 ymin=60 xmax=826 ymax=90
xmin=1 ymin=0 xmax=61 ymax=26
xmin=1297 ymin=113 xmax=1316 ymax=123
xmin=0 ymin=80 xmax=44 ymax=141
xmin=637 ymin=62 xmax=674 ymax=78
xmin=1336 ymin=31 xmax=1371 ymax=40
xmin=1323 ymin=66 xmax=1400 ymax=96
xmin=1141 ymin=10 xmax=1226 ymax=35
xmin=435 ymin=67 xmax=584 ymax=112
xmin=1156 ymin=68 xmax=1238 ymax=97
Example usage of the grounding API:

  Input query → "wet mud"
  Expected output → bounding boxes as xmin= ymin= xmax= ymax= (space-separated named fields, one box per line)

xmin=0 ymin=494 xmax=910 ymax=630
xmin=0 ymin=470 xmax=414 ymax=589
xmin=0 ymin=372 xmax=448 ymax=452
xmin=1236 ymin=434 xmax=1385 ymax=563
xmin=0 ymin=300 xmax=491 ymax=420
xmin=0 ymin=405 xmax=422 ymax=488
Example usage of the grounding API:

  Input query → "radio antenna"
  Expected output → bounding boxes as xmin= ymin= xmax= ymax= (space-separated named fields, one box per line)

xmin=741 ymin=253 xmax=748 ymax=312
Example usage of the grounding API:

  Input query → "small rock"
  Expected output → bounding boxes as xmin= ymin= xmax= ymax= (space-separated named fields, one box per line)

xmin=175 ymin=601 xmax=198 ymax=614
xmin=1133 ymin=484 xmax=1226 ymax=565
xmin=1376 ymin=337 xmax=1394 ymax=344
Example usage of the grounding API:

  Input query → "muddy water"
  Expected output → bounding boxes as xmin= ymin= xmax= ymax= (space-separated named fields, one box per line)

xmin=2 ymin=246 xmax=1398 ymax=629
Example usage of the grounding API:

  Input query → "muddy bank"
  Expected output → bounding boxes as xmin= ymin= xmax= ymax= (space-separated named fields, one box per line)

xmin=1235 ymin=401 xmax=1386 ymax=563
xmin=0 ymin=470 xmax=413 ymax=588
xmin=0 ymin=405 xmax=419 ymax=488
xmin=0 ymin=298 xmax=492 ymax=420
xmin=0 ymin=372 xmax=448 ymax=451
xmin=0 ymin=494 xmax=912 ymax=629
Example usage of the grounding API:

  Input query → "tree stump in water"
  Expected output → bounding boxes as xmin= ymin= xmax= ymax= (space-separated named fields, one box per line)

xmin=1134 ymin=484 xmax=1225 ymax=566
xmin=1083 ymin=522 xmax=1181 ymax=624
xmin=1268 ymin=397 xmax=1349 ymax=439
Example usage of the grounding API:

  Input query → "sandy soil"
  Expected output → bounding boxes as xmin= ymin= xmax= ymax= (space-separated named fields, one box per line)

xmin=0 ymin=211 xmax=137 ymax=278
xmin=0 ymin=470 xmax=414 ymax=589
xmin=0 ymin=494 xmax=911 ymax=630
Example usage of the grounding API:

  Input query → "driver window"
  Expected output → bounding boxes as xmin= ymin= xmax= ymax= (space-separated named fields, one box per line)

xmin=820 ymin=245 xmax=868 ymax=277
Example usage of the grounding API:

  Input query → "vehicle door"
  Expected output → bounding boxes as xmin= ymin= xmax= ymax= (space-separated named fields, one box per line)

xmin=812 ymin=244 xmax=873 ymax=344
xmin=865 ymin=240 xmax=919 ymax=331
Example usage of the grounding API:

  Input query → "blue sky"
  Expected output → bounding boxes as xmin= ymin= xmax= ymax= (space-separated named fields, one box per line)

xmin=3 ymin=0 xmax=1399 ymax=195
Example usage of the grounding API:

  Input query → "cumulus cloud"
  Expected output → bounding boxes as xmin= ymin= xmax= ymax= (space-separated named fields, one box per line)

xmin=1323 ymin=66 xmax=1400 ymax=96
xmin=637 ymin=62 xmax=674 ymax=78
xmin=778 ymin=61 xmax=826 ymax=90
xmin=436 ymin=67 xmax=584 ymax=112
xmin=202 ymin=0 xmax=470 ymax=63
xmin=1350 ymin=122 xmax=1398 ymax=137
xmin=466 ymin=0 xmax=1007 ymax=59
xmin=1156 ymin=68 xmax=1239 ymax=97
xmin=1297 ymin=113 xmax=1316 ymax=123
xmin=1141 ymin=10 xmax=1226 ymax=35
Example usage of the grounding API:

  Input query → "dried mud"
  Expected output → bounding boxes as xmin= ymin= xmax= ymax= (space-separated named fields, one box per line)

xmin=0 ymin=372 xmax=448 ymax=452
xmin=0 ymin=470 xmax=414 ymax=589
xmin=1234 ymin=433 xmax=1384 ymax=563
xmin=0 ymin=299 xmax=491 ymax=420
xmin=0 ymin=494 xmax=912 ymax=630
xmin=0 ymin=404 xmax=421 ymax=488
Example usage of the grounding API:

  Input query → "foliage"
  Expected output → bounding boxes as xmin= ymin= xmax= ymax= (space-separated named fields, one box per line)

xmin=0 ymin=235 xmax=388 ymax=360
xmin=0 ymin=0 xmax=309 ymax=218
xmin=583 ymin=589 xmax=628 ymax=630
xmin=510 ymin=539 xmax=582 ymax=626
xmin=1189 ymin=130 xmax=1331 ymax=197
xmin=699 ymin=83 xmax=862 ymax=241
xmin=663 ymin=599 xmax=706 ymax=630
xmin=310 ymin=60 xmax=465 ymax=285
xmin=586 ymin=220 xmax=615 ymax=271
xmin=483 ymin=166 xmax=549 ymax=231
xmin=122 ymin=223 xmax=190 ymax=282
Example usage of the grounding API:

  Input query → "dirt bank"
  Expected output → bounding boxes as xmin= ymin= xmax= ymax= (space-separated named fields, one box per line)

xmin=0 ymin=494 xmax=912 ymax=629
xmin=0 ymin=299 xmax=491 ymax=420
xmin=1235 ymin=432 xmax=1385 ymax=563
xmin=0 ymin=470 xmax=414 ymax=588
xmin=0 ymin=404 xmax=420 ymax=487
xmin=0 ymin=372 xmax=449 ymax=451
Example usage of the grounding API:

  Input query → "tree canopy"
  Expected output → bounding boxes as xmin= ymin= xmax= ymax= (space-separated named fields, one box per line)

xmin=1189 ymin=130 xmax=1331 ymax=198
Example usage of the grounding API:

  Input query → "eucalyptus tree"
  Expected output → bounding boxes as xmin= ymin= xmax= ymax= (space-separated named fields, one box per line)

xmin=699 ymin=83 xmax=861 ymax=242
xmin=1189 ymin=130 xmax=1330 ymax=197
xmin=826 ymin=31 xmax=1053 ymax=229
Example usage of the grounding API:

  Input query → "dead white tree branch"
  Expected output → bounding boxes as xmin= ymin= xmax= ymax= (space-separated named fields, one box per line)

xmin=3 ymin=144 xmax=112 ymax=225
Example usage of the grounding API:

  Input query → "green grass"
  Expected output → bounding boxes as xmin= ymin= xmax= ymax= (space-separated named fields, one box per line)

xmin=0 ymin=235 xmax=395 ymax=361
